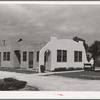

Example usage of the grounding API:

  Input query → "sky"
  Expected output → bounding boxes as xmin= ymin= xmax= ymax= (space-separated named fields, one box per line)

xmin=0 ymin=4 xmax=100 ymax=46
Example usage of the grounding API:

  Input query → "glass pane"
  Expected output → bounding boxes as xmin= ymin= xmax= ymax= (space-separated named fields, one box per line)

xmin=37 ymin=51 xmax=39 ymax=62
xmin=63 ymin=50 xmax=67 ymax=62
xmin=3 ymin=52 xmax=6 ymax=61
xmin=74 ymin=51 xmax=78 ymax=62
xmin=7 ymin=52 xmax=10 ymax=61
xmin=23 ymin=52 xmax=27 ymax=61
xmin=57 ymin=50 xmax=62 ymax=62
xmin=79 ymin=51 xmax=82 ymax=62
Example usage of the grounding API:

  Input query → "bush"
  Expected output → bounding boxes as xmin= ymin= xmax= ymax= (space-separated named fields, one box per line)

xmin=40 ymin=65 xmax=45 ymax=73
xmin=0 ymin=78 xmax=27 ymax=90
xmin=75 ymin=67 xmax=83 ymax=70
xmin=53 ymin=67 xmax=83 ymax=72
xmin=67 ymin=67 xmax=75 ymax=71
xmin=54 ymin=68 xmax=66 ymax=72
xmin=4 ymin=78 xmax=18 ymax=82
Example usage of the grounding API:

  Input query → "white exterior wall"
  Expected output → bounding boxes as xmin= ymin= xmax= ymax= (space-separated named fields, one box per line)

xmin=39 ymin=37 xmax=88 ymax=72
xmin=0 ymin=46 xmax=13 ymax=67
xmin=20 ymin=45 xmax=43 ymax=70
xmin=20 ymin=46 xmax=33 ymax=69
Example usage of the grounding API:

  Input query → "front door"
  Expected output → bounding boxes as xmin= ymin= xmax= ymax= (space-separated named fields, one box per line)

xmin=29 ymin=52 xmax=33 ymax=68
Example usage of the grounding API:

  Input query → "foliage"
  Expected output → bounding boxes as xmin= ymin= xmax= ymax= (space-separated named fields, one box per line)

xmin=0 ymin=78 xmax=27 ymax=90
xmin=53 ymin=67 xmax=83 ymax=72
xmin=89 ymin=40 xmax=100 ymax=59
xmin=54 ymin=68 xmax=66 ymax=72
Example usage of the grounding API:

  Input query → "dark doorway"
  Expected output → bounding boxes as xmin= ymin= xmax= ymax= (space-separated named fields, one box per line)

xmin=14 ymin=50 xmax=21 ymax=64
xmin=44 ymin=50 xmax=51 ymax=70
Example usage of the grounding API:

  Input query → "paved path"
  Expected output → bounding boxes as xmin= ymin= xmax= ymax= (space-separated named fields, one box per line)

xmin=0 ymin=71 xmax=100 ymax=91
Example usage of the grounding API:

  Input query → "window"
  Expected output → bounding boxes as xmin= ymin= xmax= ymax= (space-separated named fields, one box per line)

xmin=3 ymin=52 xmax=10 ymax=61
xmin=74 ymin=51 xmax=82 ymax=62
xmin=79 ymin=51 xmax=82 ymax=62
xmin=37 ymin=51 xmax=39 ymax=62
xmin=23 ymin=52 xmax=27 ymax=61
xmin=57 ymin=50 xmax=67 ymax=62
xmin=3 ymin=52 xmax=6 ymax=61
xmin=7 ymin=52 xmax=10 ymax=61
xmin=57 ymin=50 xmax=62 ymax=62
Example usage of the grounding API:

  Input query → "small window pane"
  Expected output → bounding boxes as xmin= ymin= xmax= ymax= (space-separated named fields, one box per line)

xmin=74 ymin=51 xmax=78 ymax=62
xmin=57 ymin=50 xmax=62 ymax=62
xmin=37 ymin=51 xmax=39 ymax=62
xmin=79 ymin=51 xmax=82 ymax=62
xmin=63 ymin=50 xmax=67 ymax=62
xmin=23 ymin=52 xmax=27 ymax=61
xmin=3 ymin=52 xmax=6 ymax=61
xmin=7 ymin=52 xmax=10 ymax=61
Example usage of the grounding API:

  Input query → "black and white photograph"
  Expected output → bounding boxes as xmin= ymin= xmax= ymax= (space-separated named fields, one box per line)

xmin=0 ymin=1 xmax=100 ymax=95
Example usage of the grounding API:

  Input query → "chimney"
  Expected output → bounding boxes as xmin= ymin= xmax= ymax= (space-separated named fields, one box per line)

xmin=79 ymin=41 xmax=83 ymax=45
xmin=51 ymin=37 xmax=57 ymax=41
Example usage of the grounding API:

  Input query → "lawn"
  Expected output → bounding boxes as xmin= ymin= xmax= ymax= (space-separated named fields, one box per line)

xmin=49 ymin=70 xmax=100 ymax=80
xmin=0 ymin=67 xmax=37 ymax=74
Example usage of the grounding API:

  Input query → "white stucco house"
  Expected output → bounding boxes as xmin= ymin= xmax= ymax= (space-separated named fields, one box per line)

xmin=38 ymin=37 xmax=88 ymax=72
xmin=0 ymin=37 xmax=88 ymax=72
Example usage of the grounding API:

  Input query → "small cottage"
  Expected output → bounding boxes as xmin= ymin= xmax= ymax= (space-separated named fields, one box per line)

xmin=39 ymin=37 xmax=88 ymax=72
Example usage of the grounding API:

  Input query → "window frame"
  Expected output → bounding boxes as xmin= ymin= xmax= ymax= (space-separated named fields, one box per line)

xmin=3 ymin=52 xmax=6 ymax=61
xmin=57 ymin=50 xmax=67 ymax=62
xmin=74 ymin=51 xmax=82 ymax=62
xmin=3 ymin=52 xmax=10 ymax=61
xmin=23 ymin=51 xmax=27 ymax=61
xmin=37 ymin=51 xmax=39 ymax=62
xmin=7 ymin=52 xmax=10 ymax=61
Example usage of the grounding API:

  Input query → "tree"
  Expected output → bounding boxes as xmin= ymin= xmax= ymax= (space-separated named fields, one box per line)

xmin=89 ymin=40 xmax=100 ymax=59
xmin=73 ymin=36 xmax=89 ymax=53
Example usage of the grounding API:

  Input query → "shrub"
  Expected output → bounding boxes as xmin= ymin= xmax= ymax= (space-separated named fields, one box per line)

xmin=0 ymin=78 xmax=27 ymax=90
xmin=4 ymin=78 xmax=18 ymax=82
xmin=54 ymin=68 xmax=66 ymax=72
xmin=67 ymin=67 xmax=75 ymax=71
xmin=40 ymin=65 xmax=45 ymax=73
xmin=75 ymin=67 xmax=83 ymax=70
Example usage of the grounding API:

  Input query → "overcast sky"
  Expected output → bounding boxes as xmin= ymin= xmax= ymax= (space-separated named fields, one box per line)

xmin=0 ymin=4 xmax=100 ymax=45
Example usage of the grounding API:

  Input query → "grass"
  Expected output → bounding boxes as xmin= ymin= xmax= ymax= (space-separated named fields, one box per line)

xmin=48 ymin=70 xmax=100 ymax=80
xmin=0 ymin=67 xmax=37 ymax=74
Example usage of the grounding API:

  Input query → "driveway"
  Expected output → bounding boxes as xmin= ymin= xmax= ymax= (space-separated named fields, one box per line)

xmin=0 ymin=71 xmax=100 ymax=91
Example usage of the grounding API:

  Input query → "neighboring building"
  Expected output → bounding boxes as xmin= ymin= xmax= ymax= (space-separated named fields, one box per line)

xmin=0 ymin=37 xmax=88 ymax=72
xmin=39 ymin=37 xmax=88 ymax=72
xmin=20 ymin=42 xmax=46 ymax=70
xmin=0 ymin=41 xmax=46 ymax=71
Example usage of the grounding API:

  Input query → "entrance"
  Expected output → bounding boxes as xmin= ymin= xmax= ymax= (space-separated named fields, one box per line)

xmin=29 ymin=52 xmax=34 ymax=68
xmin=44 ymin=50 xmax=51 ymax=71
